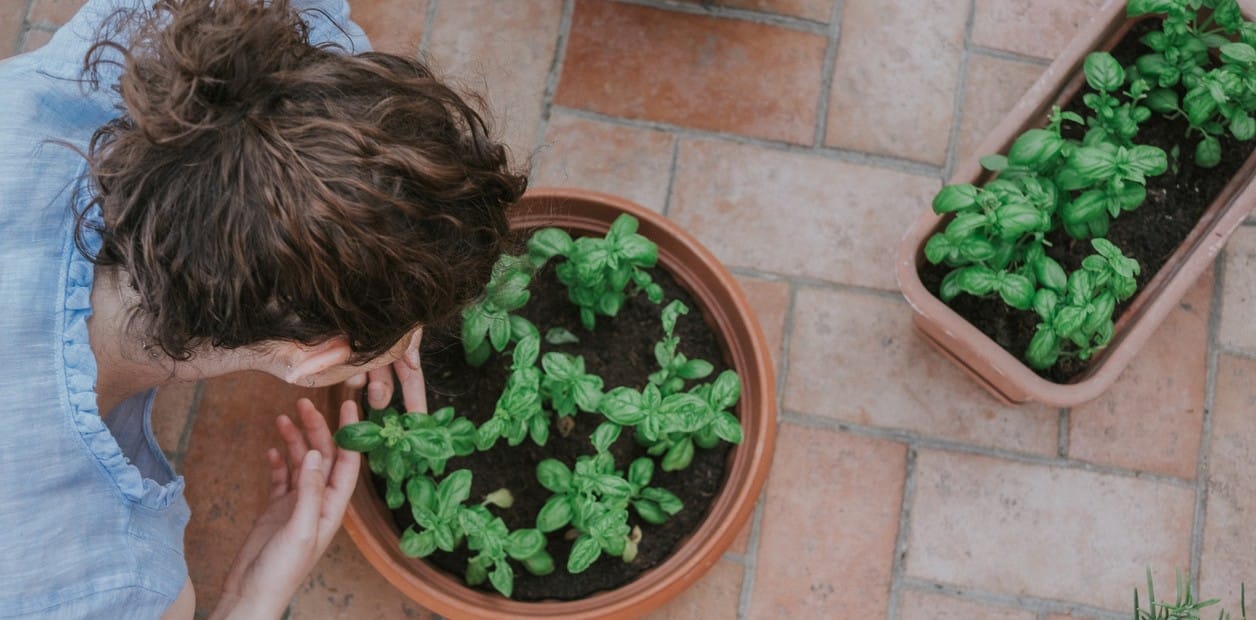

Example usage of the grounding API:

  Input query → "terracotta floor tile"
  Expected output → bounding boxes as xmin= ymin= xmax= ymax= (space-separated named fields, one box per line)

xmin=954 ymin=54 xmax=1044 ymax=167
xmin=532 ymin=111 xmax=676 ymax=213
xmin=786 ymin=287 xmax=1060 ymax=454
xmin=748 ymin=423 xmax=904 ymax=618
xmin=28 ymin=0 xmax=83 ymax=27
xmin=732 ymin=275 xmax=790 ymax=369
xmin=825 ymin=0 xmax=967 ymax=164
xmin=971 ymin=0 xmax=1107 ymax=60
xmin=1219 ymin=227 xmax=1256 ymax=352
xmin=907 ymin=450 xmax=1195 ymax=611
xmin=1199 ymin=355 xmax=1256 ymax=607
xmin=673 ymin=0 xmax=835 ymax=22
xmin=289 ymin=530 xmax=438 ymax=619
xmin=182 ymin=371 xmax=325 ymax=614
xmin=151 ymin=380 xmax=201 ymax=461
xmin=347 ymin=0 xmax=425 ymax=56
xmin=555 ymin=0 xmax=827 ymax=145
xmin=425 ymin=0 xmax=562 ymax=159
xmin=646 ymin=559 xmax=743 ymax=619
xmin=670 ymin=138 xmax=938 ymax=290
xmin=0 ymin=4 xmax=23 ymax=59
xmin=1067 ymin=269 xmax=1212 ymax=480
xmin=899 ymin=589 xmax=1035 ymax=620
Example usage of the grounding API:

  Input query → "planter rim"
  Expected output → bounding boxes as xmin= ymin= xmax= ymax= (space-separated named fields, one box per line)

xmin=337 ymin=187 xmax=778 ymax=618
xmin=896 ymin=0 xmax=1256 ymax=407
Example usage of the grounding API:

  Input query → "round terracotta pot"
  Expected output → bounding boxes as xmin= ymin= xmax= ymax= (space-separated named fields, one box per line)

xmin=332 ymin=188 xmax=777 ymax=619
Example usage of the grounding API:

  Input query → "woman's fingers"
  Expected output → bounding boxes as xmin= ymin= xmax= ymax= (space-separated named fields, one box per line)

xmin=287 ymin=450 xmax=325 ymax=544
xmin=275 ymin=414 xmax=309 ymax=473
xmin=267 ymin=448 xmax=289 ymax=499
xmin=321 ymin=401 xmax=362 ymax=533
xmin=294 ymin=398 xmax=335 ymax=479
xmin=393 ymin=361 xmax=428 ymax=414
xmin=365 ymin=366 xmax=393 ymax=410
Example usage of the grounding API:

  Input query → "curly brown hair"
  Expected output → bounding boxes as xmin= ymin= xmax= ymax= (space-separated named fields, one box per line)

xmin=77 ymin=0 xmax=526 ymax=362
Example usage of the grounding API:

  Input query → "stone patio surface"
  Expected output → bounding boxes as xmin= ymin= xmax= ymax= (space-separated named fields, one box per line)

xmin=5 ymin=0 xmax=1255 ymax=618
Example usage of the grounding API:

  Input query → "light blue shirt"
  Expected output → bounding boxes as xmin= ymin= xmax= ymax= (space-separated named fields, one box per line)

xmin=0 ymin=2 xmax=369 ymax=616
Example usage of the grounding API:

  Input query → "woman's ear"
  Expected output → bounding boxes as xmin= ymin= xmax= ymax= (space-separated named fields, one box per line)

xmin=279 ymin=337 xmax=353 ymax=386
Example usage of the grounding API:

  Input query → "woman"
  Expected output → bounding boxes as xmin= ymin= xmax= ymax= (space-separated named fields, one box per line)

xmin=0 ymin=0 xmax=525 ymax=616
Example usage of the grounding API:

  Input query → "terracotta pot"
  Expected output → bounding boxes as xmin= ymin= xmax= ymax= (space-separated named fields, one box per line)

xmin=896 ymin=0 xmax=1256 ymax=407
xmin=331 ymin=188 xmax=777 ymax=618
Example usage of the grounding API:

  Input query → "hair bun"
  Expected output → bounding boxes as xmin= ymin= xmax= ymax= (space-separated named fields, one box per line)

xmin=105 ymin=0 xmax=316 ymax=144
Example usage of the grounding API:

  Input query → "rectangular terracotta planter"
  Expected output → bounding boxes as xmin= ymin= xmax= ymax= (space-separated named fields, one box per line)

xmin=897 ymin=0 xmax=1256 ymax=407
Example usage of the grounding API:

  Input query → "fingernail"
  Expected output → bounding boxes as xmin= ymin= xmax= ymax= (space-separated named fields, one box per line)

xmin=368 ymin=381 xmax=383 ymax=403
xmin=304 ymin=451 xmax=322 ymax=470
xmin=405 ymin=349 xmax=420 ymax=369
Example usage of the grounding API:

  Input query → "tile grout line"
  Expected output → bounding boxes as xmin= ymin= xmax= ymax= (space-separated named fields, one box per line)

xmin=810 ymin=0 xmax=845 ymax=148
xmin=884 ymin=446 xmax=917 ymax=620
xmin=734 ymin=491 xmax=767 ymax=619
xmin=941 ymin=0 xmax=978 ymax=182
xmin=418 ymin=0 xmax=438 ymax=57
xmin=773 ymin=275 xmax=799 ymax=409
xmin=529 ymin=0 xmax=575 ymax=164
xmin=780 ymin=410 xmax=1199 ymax=489
xmin=898 ymin=577 xmax=1129 ymax=619
xmin=612 ymin=0 xmax=829 ymax=34
xmin=728 ymin=266 xmax=905 ymax=300
xmin=969 ymin=44 xmax=1053 ymax=67
xmin=660 ymin=137 xmax=680 ymax=217
xmin=16 ymin=0 xmax=37 ymax=56
xmin=1190 ymin=254 xmax=1226 ymax=588
xmin=1057 ymin=407 xmax=1071 ymax=458
xmin=550 ymin=104 xmax=944 ymax=178
xmin=1216 ymin=343 xmax=1256 ymax=361
xmin=732 ymin=278 xmax=800 ymax=618
xmin=172 ymin=380 xmax=206 ymax=473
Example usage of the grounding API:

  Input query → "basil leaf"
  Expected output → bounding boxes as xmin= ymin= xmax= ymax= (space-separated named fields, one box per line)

xmin=334 ymin=421 xmax=383 ymax=452
xmin=1084 ymin=52 xmax=1125 ymax=92
xmin=932 ymin=184 xmax=980 ymax=214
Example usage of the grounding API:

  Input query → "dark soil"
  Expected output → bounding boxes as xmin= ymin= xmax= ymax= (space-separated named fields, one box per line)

xmin=370 ymin=247 xmax=733 ymax=601
xmin=919 ymin=19 xmax=1254 ymax=382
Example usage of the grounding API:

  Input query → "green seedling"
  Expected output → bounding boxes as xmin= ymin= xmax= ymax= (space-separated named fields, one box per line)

xmin=527 ymin=214 xmax=664 ymax=330
xmin=648 ymin=300 xmax=714 ymax=396
xmin=475 ymin=334 xmax=550 ymax=450
xmin=335 ymin=406 xmax=477 ymax=509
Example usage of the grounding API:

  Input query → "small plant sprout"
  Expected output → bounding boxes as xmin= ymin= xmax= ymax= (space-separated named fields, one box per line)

xmin=1079 ymin=51 xmax=1155 ymax=148
xmin=1057 ymin=140 xmax=1167 ymax=239
xmin=1129 ymin=0 xmax=1252 ymax=167
xmin=533 ymin=452 xmax=674 ymax=574
xmin=540 ymin=352 xmax=604 ymax=419
xmin=1025 ymin=239 xmax=1140 ymax=369
xmin=460 ymin=506 xmax=553 ymax=598
xmin=334 ymin=406 xmax=477 ymax=509
xmin=475 ymin=334 xmax=549 ymax=450
xmin=400 ymin=471 xmax=553 ymax=598
xmin=649 ymin=301 xmax=715 ymax=396
xmin=527 ymin=214 xmax=664 ymax=330
xmin=1133 ymin=567 xmax=1247 ymax=620
xmin=599 ymin=370 xmax=743 ymax=472
xmin=461 ymin=254 xmax=539 ymax=366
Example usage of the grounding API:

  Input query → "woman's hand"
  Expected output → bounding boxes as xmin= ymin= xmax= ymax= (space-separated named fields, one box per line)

xmin=209 ymin=398 xmax=361 ymax=620
xmin=346 ymin=328 xmax=428 ymax=413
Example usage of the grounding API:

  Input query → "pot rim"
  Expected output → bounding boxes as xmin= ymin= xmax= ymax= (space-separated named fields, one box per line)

xmin=896 ymin=0 xmax=1256 ymax=407
xmin=336 ymin=187 xmax=778 ymax=619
